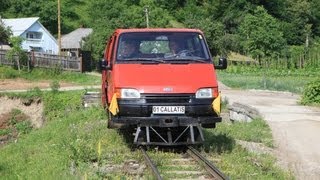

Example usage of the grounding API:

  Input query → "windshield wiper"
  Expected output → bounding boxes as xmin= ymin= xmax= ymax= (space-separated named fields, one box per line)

xmin=164 ymin=57 xmax=207 ymax=63
xmin=125 ymin=58 xmax=165 ymax=63
xmin=187 ymin=58 xmax=207 ymax=63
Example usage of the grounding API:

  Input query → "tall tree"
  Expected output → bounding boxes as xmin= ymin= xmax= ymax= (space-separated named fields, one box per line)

xmin=0 ymin=0 xmax=10 ymax=13
xmin=281 ymin=0 xmax=312 ymax=45
xmin=239 ymin=6 xmax=286 ymax=60
xmin=84 ymin=0 xmax=173 ymax=60
xmin=0 ymin=18 xmax=12 ymax=44
xmin=3 ymin=0 xmax=79 ymax=34
xmin=310 ymin=0 xmax=320 ymax=37
xmin=6 ymin=37 xmax=28 ymax=72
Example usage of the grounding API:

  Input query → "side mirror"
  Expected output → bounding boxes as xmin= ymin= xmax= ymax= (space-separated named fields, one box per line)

xmin=214 ymin=57 xmax=227 ymax=69
xmin=100 ymin=59 xmax=112 ymax=70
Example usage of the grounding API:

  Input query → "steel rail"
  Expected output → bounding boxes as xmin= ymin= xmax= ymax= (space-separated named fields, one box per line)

xmin=140 ymin=147 xmax=163 ymax=180
xmin=187 ymin=146 xmax=229 ymax=180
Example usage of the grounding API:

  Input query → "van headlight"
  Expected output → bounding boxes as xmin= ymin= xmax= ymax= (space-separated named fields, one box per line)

xmin=195 ymin=88 xmax=213 ymax=98
xmin=121 ymin=89 xmax=141 ymax=98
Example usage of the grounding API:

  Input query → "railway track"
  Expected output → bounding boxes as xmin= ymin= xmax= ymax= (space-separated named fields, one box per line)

xmin=186 ymin=146 xmax=229 ymax=180
xmin=140 ymin=146 xmax=229 ymax=179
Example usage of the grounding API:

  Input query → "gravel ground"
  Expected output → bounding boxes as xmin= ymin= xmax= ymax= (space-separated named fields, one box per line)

xmin=220 ymin=83 xmax=320 ymax=180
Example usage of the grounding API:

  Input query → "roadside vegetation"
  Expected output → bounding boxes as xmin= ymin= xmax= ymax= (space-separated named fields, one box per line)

xmin=218 ymin=65 xmax=319 ymax=94
xmin=0 ymin=108 xmax=32 ymax=143
xmin=301 ymin=79 xmax=320 ymax=105
xmin=218 ymin=64 xmax=320 ymax=105
xmin=0 ymin=89 xmax=292 ymax=179
xmin=0 ymin=66 xmax=100 ymax=85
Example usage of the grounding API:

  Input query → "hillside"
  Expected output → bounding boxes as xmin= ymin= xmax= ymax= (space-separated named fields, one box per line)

xmin=1 ymin=0 xmax=320 ymax=61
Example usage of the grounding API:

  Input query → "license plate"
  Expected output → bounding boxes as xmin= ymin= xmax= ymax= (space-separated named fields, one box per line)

xmin=152 ymin=106 xmax=185 ymax=114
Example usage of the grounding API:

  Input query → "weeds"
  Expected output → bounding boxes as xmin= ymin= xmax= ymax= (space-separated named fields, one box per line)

xmin=0 ymin=66 xmax=100 ymax=85
xmin=15 ymin=121 xmax=32 ymax=134
xmin=50 ymin=80 xmax=60 ymax=93
xmin=301 ymin=79 xmax=320 ymax=105
xmin=0 ymin=91 xmax=292 ymax=179
xmin=218 ymin=65 xmax=319 ymax=93
xmin=214 ymin=118 xmax=274 ymax=147
xmin=0 ymin=108 xmax=32 ymax=138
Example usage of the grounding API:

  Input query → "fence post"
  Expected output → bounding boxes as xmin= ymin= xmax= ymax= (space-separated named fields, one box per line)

xmin=80 ymin=56 xmax=83 ymax=72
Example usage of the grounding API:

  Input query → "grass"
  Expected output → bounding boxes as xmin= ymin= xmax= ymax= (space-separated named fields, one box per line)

xmin=0 ymin=91 xmax=139 ymax=179
xmin=202 ymin=119 xmax=292 ymax=179
xmin=218 ymin=65 xmax=320 ymax=93
xmin=0 ymin=108 xmax=32 ymax=138
xmin=0 ymin=90 xmax=293 ymax=179
xmin=207 ymin=118 xmax=274 ymax=148
xmin=0 ymin=66 xmax=100 ymax=85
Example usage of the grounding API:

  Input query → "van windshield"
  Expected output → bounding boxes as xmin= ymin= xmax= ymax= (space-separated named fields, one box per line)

xmin=116 ymin=32 xmax=211 ymax=63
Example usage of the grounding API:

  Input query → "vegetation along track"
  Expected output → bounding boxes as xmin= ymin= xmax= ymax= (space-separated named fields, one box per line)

xmin=140 ymin=146 xmax=229 ymax=179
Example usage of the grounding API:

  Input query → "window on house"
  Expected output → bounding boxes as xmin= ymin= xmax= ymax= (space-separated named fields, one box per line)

xmin=26 ymin=32 xmax=42 ymax=40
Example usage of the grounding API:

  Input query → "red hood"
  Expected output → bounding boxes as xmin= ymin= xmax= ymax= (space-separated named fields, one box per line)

xmin=113 ymin=64 xmax=218 ymax=93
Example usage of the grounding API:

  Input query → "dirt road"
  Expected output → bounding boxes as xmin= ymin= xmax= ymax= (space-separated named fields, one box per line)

xmin=0 ymin=79 xmax=99 ymax=93
xmin=221 ymin=84 xmax=320 ymax=179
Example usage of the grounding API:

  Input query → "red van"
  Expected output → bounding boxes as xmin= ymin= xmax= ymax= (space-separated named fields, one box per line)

xmin=101 ymin=28 xmax=227 ymax=146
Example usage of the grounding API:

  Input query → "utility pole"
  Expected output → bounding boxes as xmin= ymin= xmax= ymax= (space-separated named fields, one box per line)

xmin=58 ymin=0 xmax=61 ymax=56
xmin=144 ymin=7 xmax=149 ymax=28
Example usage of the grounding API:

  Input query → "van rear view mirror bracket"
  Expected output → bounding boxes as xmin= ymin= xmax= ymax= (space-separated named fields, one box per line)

xmin=101 ymin=59 xmax=112 ymax=70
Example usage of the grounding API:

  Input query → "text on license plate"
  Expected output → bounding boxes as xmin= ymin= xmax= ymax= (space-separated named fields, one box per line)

xmin=152 ymin=106 xmax=185 ymax=114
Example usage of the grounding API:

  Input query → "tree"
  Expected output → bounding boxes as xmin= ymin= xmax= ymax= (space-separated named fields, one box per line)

xmin=176 ymin=1 xmax=227 ymax=56
xmin=3 ymin=0 xmax=79 ymax=34
xmin=83 ymin=0 xmax=173 ymax=61
xmin=281 ymin=0 xmax=312 ymax=45
xmin=0 ymin=0 xmax=10 ymax=13
xmin=310 ymin=0 xmax=320 ymax=38
xmin=6 ymin=37 xmax=28 ymax=72
xmin=239 ymin=6 xmax=286 ymax=61
xmin=0 ymin=18 xmax=12 ymax=44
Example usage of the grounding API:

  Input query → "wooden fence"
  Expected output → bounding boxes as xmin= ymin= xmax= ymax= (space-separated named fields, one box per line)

xmin=0 ymin=50 xmax=85 ymax=72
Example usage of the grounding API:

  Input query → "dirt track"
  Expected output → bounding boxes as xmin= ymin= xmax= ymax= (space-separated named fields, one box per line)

xmin=221 ymin=83 xmax=320 ymax=180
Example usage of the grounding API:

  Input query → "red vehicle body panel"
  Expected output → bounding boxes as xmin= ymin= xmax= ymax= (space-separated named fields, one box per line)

xmin=111 ymin=63 xmax=217 ymax=96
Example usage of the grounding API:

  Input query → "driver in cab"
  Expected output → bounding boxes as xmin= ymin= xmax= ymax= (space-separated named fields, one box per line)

xmin=119 ymin=40 xmax=140 ymax=59
xmin=167 ymin=39 xmax=190 ymax=57
xmin=169 ymin=40 xmax=183 ymax=55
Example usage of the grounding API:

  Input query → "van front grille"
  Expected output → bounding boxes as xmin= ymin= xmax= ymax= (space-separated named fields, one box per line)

xmin=141 ymin=94 xmax=193 ymax=104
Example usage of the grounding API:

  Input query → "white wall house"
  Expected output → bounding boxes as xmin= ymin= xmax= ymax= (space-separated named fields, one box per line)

xmin=3 ymin=17 xmax=58 ymax=54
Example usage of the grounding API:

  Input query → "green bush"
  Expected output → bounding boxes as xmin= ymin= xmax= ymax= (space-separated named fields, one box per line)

xmin=301 ymin=79 xmax=320 ymax=105
xmin=15 ymin=121 xmax=32 ymax=134
xmin=50 ymin=80 xmax=60 ymax=93
xmin=0 ymin=67 xmax=19 ymax=79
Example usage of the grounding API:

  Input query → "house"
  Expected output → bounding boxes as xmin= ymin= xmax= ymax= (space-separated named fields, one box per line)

xmin=3 ymin=17 xmax=58 ymax=54
xmin=61 ymin=28 xmax=93 ymax=57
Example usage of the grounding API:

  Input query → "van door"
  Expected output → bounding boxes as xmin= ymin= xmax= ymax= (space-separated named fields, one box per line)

xmin=106 ymin=34 xmax=118 ymax=104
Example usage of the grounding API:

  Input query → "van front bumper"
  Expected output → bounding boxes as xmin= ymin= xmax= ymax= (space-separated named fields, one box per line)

xmin=110 ymin=115 xmax=221 ymax=127
xmin=109 ymin=94 xmax=221 ymax=128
